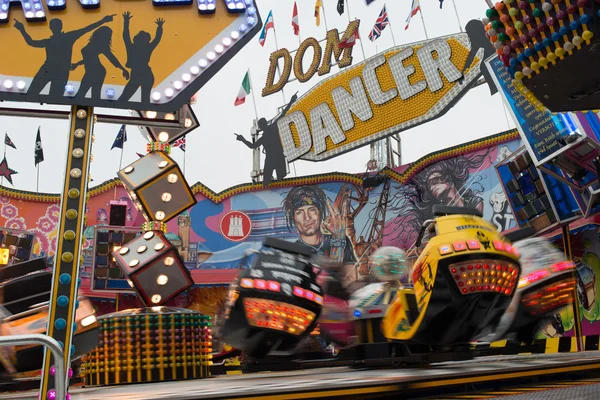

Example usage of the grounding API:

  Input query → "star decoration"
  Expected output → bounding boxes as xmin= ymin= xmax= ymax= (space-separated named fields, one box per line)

xmin=0 ymin=157 xmax=17 ymax=186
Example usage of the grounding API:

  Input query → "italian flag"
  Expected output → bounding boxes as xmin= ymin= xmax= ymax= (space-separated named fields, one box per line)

xmin=234 ymin=72 xmax=251 ymax=106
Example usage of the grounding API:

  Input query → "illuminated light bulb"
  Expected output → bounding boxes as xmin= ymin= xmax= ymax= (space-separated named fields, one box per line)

xmin=25 ymin=11 xmax=33 ymax=18
xmin=164 ymin=113 xmax=175 ymax=120
xmin=161 ymin=192 xmax=172 ymax=202
xmin=158 ymin=131 xmax=169 ymax=142
xmin=16 ymin=81 xmax=26 ymax=90
xmin=215 ymin=44 xmax=224 ymax=54
xmin=522 ymin=67 xmax=533 ymax=76
xmin=119 ymin=247 xmax=129 ymax=255
xmin=173 ymin=81 xmax=183 ymax=90
xmin=182 ymin=73 xmax=191 ymax=83
xmin=157 ymin=275 xmax=168 ymax=285
xmin=137 ymin=245 xmax=147 ymax=253
xmin=164 ymin=257 xmax=175 ymax=266
xmin=564 ymin=42 xmax=575 ymax=52
xmin=151 ymin=294 xmax=162 ymax=304
xmin=190 ymin=65 xmax=200 ymax=75
xmin=573 ymin=36 xmax=582 ymax=46
xmin=184 ymin=118 xmax=193 ymax=128
xmin=167 ymin=173 xmax=178 ymax=183
xmin=144 ymin=231 xmax=155 ymax=240
xmin=165 ymin=88 xmax=174 ymax=98
xmin=3 ymin=80 xmax=13 ymax=90
xmin=231 ymin=31 xmax=240 ymax=40
xmin=223 ymin=37 xmax=232 ymax=47
xmin=0 ymin=13 xmax=7 ymax=20
xmin=146 ymin=111 xmax=157 ymax=119
xmin=207 ymin=51 xmax=216 ymax=61
xmin=154 ymin=243 xmax=165 ymax=251
xmin=127 ymin=280 xmax=134 ymax=288
xmin=155 ymin=211 xmax=166 ymax=221
xmin=151 ymin=92 xmax=161 ymax=101
xmin=35 ymin=10 xmax=44 ymax=18
xmin=198 ymin=59 xmax=208 ymax=69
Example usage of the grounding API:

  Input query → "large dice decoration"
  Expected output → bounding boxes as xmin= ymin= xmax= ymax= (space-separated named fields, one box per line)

xmin=118 ymin=151 xmax=197 ymax=224
xmin=112 ymin=230 xmax=193 ymax=306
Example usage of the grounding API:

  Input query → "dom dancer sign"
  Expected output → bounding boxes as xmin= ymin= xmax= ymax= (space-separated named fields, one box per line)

xmin=0 ymin=0 xmax=262 ymax=111
xmin=276 ymin=22 xmax=495 ymax=162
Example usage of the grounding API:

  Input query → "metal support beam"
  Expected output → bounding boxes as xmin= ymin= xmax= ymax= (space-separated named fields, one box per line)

xmin=40 ymin=105 xmax=94 ymax=400
xmin=562 ymin=225 xmax=583 ymax=353
xmin=0 ymin=334 xmax=65 ymax=400
xmin=0 ymin=106 xmax=185 ymax=128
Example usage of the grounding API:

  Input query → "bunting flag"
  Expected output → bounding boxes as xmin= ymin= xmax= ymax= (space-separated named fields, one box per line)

xmin=4 ymin=133 xmax=16 ymax=150
xmin=366 ymin=0 xmax=376 ymax=4
xmin=234 ymin=71 xmax=251 ymax=106
xmin=337 ymin=0 xmax=344 ymax=15
xmin=111 ymin=125 xmax=127 ymax=150
xmin=369 ymin=5 xmax=389 ymax=42
xmin=439 ymin=0 xmax=444 ymax=8
xmin=137 ymin=152 xmax=145 ymax=158
xmin=338 ymin=28 xmax=359 ymax=49
xmin=405 ymin=0 xmax=421 ymax=30
xmin=259 ymin=10 xmax=274 ymax=46
xmin=173 ymin=137 xmax=186 ymax=152
xmin=292 ymin=2 xmax=299 ymax=35
xmin=0 ymin=157 xmax=17 ymax=185
xmin=34 ymin=127 xmax=44 ymax=166
xmin=314 ymin=0 xmax=322 ymax=26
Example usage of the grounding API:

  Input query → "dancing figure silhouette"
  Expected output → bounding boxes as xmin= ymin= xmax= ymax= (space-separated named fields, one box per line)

xmin=118 ymin=12 xmax=164 ymax=104
xmin=13 ymin=15 xmax=115 ymax=99
xmin=71 ymin=26 xmax=130 ymax=100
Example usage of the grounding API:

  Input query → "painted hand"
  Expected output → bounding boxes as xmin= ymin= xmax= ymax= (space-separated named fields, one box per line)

xmin=122 ymin=11 xmax=132 ymax=21
xmin=70 ymin=63 xmax=80 ymax=71
xmin=235 ymin=134 xmax=244 ymax=142
xmin=103 ymin=14 xmax=117 ymax=23
xmin=122 ymin=69 xmax=130 ymax=80
xmin=323 ymin=188 xmax=350 ymax=240
xmin=156 ymin=18 xmax=165 ymax=27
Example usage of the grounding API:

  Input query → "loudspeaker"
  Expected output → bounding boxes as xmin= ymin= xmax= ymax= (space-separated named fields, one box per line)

xmin=109 ymin=201 xmax=128 ymax=227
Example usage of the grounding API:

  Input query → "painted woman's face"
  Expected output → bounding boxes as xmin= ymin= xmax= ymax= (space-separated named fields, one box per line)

xmin=427 ymin=172 xmax=452 ymax=200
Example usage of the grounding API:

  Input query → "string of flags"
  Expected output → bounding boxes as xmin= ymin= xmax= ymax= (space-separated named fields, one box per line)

xmin=405 ymin=0 xmax=421 ymax=30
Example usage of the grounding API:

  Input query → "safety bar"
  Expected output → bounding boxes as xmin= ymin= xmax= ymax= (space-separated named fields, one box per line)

xmin=0 ymin=334 xmax=65 ymax=400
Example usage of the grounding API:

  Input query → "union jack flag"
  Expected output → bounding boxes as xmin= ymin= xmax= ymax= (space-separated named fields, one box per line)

xmin=368 ymin=5 xmax=389 ymax=42
xmin=172 ymin=137 xmax=186 ymax=152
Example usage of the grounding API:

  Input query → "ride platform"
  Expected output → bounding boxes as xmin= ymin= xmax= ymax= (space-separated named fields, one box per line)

xmin=2 ymin=351 xmax=600 ymax=399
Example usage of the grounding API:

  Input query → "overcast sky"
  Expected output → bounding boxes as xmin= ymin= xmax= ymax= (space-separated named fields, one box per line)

xmin=0 ymin=0 xmax=514 ymax=194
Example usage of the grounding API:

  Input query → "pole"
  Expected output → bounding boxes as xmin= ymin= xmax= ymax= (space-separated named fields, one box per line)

xmin=384 ymin=3 xmax=397 ymax=46
xmin=247 ymin=68 xmax=260 ymax=122
xmin=345 ymin=0 xmax=368 ymax=61
xmin=271 ymin=13 xmax=287 ymax=104
xmin=450 ymin=0 xmax=463 ymax=32
xmin=183 ymin=147 xmax=186 ymax=177
xmin=419 ymin=7 xmax=429 ymax=39
xmin=562 ymin=225 xmax=583 ymax=352
xmin=321 ymin=3 xmax=329 ymax=33
xmin=115 ymin=142 xmax=124 ymax=200
xmin=40 ymin=105 xmax=94 ymax=400
xmin=36 ymin=164 xmax=39 ymax=193
xmin=1 ymin=133 xmax=5 ymax=186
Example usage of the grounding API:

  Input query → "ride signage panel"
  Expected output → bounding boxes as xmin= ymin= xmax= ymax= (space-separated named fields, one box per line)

xmin=276 ymin=33 xmax=485 ymax=162
xmin=485 ymin=58 xmax=572 ymax=164
xmin=0 ymin=0 xmax=261 ymax=111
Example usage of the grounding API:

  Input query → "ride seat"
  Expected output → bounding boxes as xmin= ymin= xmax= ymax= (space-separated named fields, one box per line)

xmin=404 ymin=292 xmax=420 ymax=325
xmin=0 ymin=271 xmax=52 ymax=315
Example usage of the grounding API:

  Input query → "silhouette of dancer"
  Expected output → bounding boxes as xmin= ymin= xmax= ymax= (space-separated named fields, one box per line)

xmin=13 ymin=15 xmax=115 ymax=99
xmin=118 ymin=12 xmax=164 ymax=104
xmin=235 ymin=92 xmax=299 ymax=186
xmin=460 ymin=19 xmax=498 ymax=96
xmin=70 ymin=27 xmax=130 ymax=100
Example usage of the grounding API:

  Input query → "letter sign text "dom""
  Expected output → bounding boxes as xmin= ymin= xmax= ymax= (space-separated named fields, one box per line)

xmin=0 ymin=0 xmax=261 ymax=111
xmin=276 ymin=34 xmax=485 ymax=162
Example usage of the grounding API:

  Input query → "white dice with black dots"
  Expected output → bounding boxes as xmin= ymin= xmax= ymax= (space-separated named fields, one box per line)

xmin=117 ymin=151 xmax=197 ymax=224
xmin=112 ymin=230 xmax=194 ymax=306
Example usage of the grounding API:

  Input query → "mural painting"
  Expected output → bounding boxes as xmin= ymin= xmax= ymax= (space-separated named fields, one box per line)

xmin=0 ymin=131 xmax=523 ymax=318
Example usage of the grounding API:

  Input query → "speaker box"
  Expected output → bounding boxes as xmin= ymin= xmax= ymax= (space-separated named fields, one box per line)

xmin=109 ymin=201 xmax=128 ymax=227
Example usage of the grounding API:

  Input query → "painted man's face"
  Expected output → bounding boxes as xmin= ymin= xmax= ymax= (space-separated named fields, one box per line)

xmin=293 ymin=205 xmax=321 ymax=236
xmin=427 ymin=172 xmax=452 ymax=200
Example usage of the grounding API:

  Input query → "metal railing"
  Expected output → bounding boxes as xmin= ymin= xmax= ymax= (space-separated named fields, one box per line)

xmin=0 ymin=334 xmax=65 ymax=400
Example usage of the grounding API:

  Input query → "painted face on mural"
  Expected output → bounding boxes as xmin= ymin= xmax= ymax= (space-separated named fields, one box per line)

xmin=293 ymin=205 xmax=322 ymax=240
xmin=426 ymin=172 xmax=455 ymax=202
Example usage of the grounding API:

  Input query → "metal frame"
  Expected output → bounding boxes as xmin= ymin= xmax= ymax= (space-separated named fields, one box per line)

xmin=493 ymin=146 xmax=580 ymax=237
xmin=0 ymin=334 xmax=65 ymax=400
xmin=90 ymin=225 xmax=142 ymax=295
